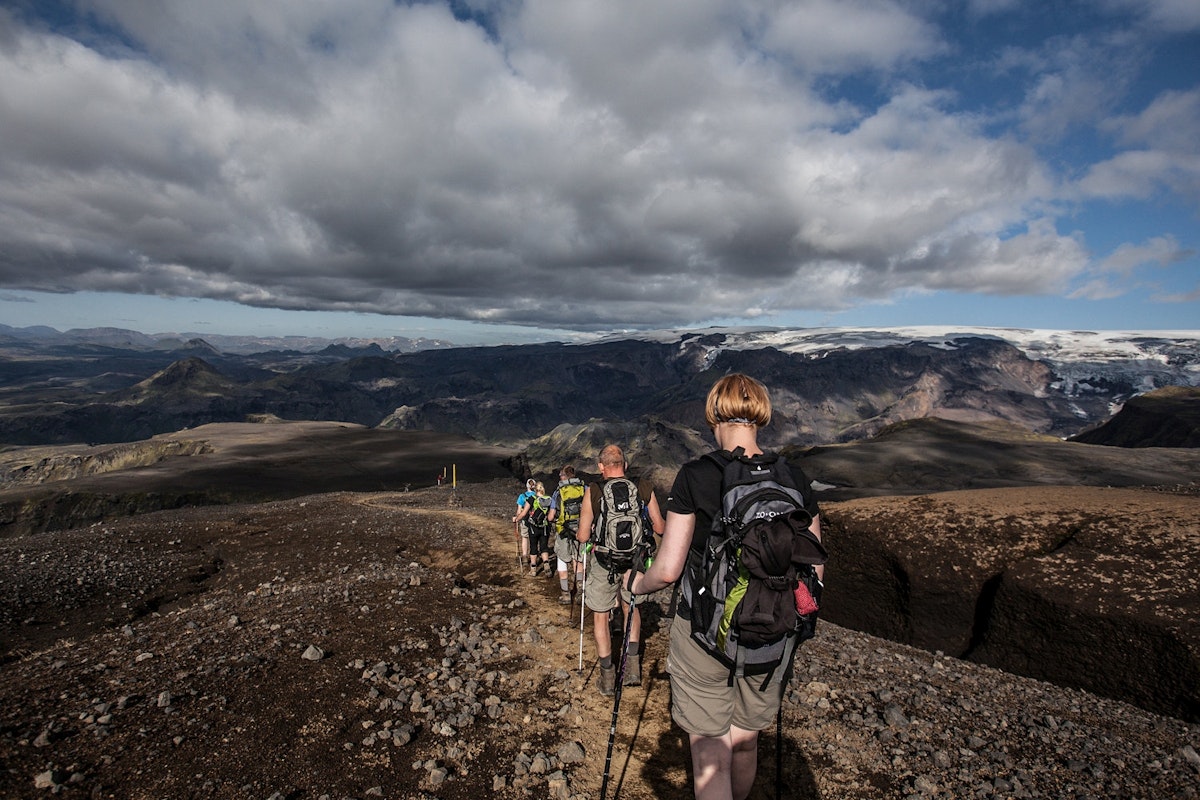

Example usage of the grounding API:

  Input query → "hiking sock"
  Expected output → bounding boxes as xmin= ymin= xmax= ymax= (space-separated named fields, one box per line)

xmin=560 ymin=577 xmax=570 ymax=593
xmin=599 ymin=655 xmax=613 ymax=669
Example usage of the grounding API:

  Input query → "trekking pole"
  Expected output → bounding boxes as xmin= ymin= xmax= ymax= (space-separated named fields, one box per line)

xmin=577 ymin=544 xmax=588 ymax=674
xmin=599 ymin=547 xmax=648 ymax=800
xmin=514 ymin=521 xmax=522 ymax=572
xmin=775 ymin=612 xmax=807 ymax=800
xmin=776 ymin=701 xmax=784 ymax=800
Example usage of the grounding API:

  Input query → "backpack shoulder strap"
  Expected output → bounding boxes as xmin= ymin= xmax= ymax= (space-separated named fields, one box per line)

xmin=702 ymin=449 xmax=734 ymax=471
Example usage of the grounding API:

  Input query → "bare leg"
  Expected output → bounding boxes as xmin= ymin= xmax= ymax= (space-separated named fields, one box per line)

xmin=729 ymin=727 xmax=760 ymax=800
xmin=688 ymin=726 xmax=760 ymax=800
xmin=592 ymin=610 xmax=612 ymax=659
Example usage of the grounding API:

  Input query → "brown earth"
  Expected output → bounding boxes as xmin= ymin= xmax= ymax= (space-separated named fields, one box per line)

xmin=1 ymin=425 xmax=1199 ymax=799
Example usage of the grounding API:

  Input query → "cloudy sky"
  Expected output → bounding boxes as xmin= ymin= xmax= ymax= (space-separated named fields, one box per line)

xmin=0 ymin=0 xmax=1197 ymax=344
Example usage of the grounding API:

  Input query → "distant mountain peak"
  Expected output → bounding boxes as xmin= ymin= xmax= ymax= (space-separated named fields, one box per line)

xmin=127 ymin=357 xmax=235 ymax=399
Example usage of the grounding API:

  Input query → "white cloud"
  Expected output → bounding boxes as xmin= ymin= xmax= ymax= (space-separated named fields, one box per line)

xmin=1143 ymin=0 xmax=1200 ymax=31
xmin=1107 ymin=88 xmax=1200 ymax=153
xmin=1070 ymin=235 xmax=1194 ymax=301
xmin=759 ymin=0 xmax=946 ymax=75
xmin=1101 ymin=0 xmax=1200 ymax=32
xmin=888 ymin=219 xmax=1088 ymax=296
xmin=1081 ymin=89 xmax=1200 ymax=202
xmin=1068 ymin=277 xmax=1127 ymax=301
xmin=1013 ymin=34 xmax=1137 ymax=144
xmin=0 ymin=1 xmax=1194 ymax=332
xmin=1099 ymin=235 xmax=1192 ymax=276
xmin=1152 ymin=283 xmax=1200 ymax=303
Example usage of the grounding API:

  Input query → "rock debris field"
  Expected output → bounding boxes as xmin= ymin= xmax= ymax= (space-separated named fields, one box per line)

xmin=1 ymin=480 xmax=1198 ymax=799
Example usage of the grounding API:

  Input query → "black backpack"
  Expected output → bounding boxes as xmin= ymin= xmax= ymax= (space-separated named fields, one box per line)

xmin=528 ymin=493 xmax=552 ymax=533
xmin=682 ymin=448 xmax=828 ymax=687
xmin=593 ymin=477 xmax=652 ymax=577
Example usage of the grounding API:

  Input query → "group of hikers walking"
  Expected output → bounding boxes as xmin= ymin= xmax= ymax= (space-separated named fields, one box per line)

xmin=511 ymin=465 xmax=589 ymax=605
xmin=508 ymin=373 xmax=827 ymax=800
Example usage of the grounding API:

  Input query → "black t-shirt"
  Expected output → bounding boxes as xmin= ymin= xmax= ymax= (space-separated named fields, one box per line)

xmin=666 ymin=450 xmax=821 ymax=560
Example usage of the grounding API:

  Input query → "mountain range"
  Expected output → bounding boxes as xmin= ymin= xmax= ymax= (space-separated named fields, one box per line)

xmin=1 ymin=324 xmax=1197 ymax=458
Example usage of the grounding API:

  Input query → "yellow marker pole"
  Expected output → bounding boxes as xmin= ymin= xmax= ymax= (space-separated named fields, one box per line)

xmin=452 ymin=464 xmax=457 ymax=488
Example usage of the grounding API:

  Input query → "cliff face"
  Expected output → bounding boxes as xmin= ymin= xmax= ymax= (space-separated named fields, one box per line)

xmin=820 ymin=485 xmax=1200 ymax=722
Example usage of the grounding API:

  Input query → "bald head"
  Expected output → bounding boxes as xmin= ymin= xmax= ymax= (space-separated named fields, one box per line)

xmin=599 ymin=445 xmax=625 ymax=467
xmin=597 ymin=445 xmax=628 ymax=477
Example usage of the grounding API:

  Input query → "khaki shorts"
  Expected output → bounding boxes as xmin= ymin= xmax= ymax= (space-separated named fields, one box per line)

xmin=666 ymin=615 xmax=785 ymax=737
xmin=583 ymin=550 xmax=634 ymax=613
xmin=554 ymin=533 xmax=581 ymax=565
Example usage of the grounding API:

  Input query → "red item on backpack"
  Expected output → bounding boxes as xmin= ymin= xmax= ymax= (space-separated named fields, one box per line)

xmin=794 ymin=582 xmax=819 ymax=616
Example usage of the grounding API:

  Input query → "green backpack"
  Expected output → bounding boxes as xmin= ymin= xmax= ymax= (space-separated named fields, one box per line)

xmin=529 ymin=493 xmax=552 ymax=533
xmin=555 ymin=479 xmax=585 ymax=537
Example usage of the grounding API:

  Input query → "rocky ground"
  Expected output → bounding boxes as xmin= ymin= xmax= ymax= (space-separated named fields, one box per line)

xmin=1 ymin=480 xmax=1199 ymax=799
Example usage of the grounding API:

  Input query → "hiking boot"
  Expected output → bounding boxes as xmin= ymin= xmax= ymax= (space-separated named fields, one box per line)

xmin=597 ymin=665 xmax=616 ymax=697
xmin=558 ymin=591 xmax=571 ymax=605
xmin=622 ymin=653 xmax=641 ymax=686
xmin=528 ymin=566 xmax=538 ymax=577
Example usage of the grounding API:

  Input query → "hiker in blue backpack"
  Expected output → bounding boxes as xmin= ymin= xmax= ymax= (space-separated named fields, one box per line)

xmin=511 ymin=478 xmax=537 ymax=572
xmin=576 ymin=444 xmax=664 ymax=695
xmin=631 ymin=374 xmax=823 ymax=800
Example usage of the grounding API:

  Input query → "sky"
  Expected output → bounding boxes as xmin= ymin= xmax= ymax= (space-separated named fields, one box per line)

xmin=0 ymin=0 xmax=1197 ymax=346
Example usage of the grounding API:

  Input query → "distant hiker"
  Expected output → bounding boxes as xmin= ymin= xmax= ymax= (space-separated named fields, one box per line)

xmin=511 ymin=478 xmax=537 ymax=570
xmin=577 ymin=444 xmax=664 ymax=695
xmin=526 ymin=481 xmax=553 ymax=575
xmin=631 ymin=374 xmax=824 ymax=800
xmin=548 ymin=465 xmax=587 ymax=605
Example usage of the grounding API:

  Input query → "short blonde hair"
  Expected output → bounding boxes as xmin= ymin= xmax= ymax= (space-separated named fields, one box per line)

xmin=704 ymin=373 xmax=772 ymax=429
xmin=535 ymin=481 xmax=546 ymax=494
